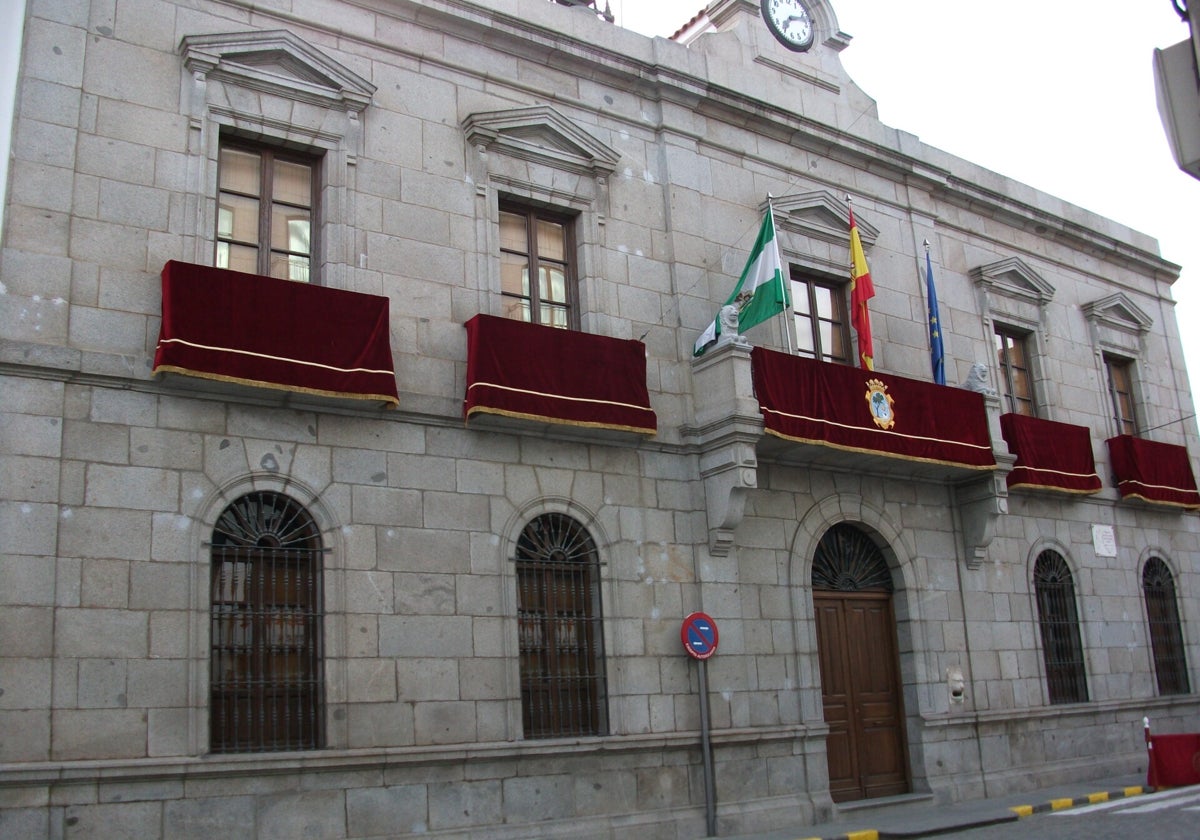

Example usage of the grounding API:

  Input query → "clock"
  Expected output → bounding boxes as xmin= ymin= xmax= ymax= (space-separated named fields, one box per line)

xmin=761 ymin=0 xmax=815 ymax=52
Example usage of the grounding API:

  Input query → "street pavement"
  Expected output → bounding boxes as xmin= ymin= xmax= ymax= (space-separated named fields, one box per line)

xmin=711 ymin=773 xmax=1155 ymax=840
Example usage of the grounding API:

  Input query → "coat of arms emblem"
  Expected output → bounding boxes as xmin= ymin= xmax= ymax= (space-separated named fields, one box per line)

xmin=865 ymin=379 xmax=895 ymax=429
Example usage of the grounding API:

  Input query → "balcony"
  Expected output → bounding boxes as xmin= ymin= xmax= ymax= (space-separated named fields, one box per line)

xmin=689 ymin=342 xmax=1011 ymax=561
xmin=152 ymin=261 xmax=399 ymax=407
xmin=1000 ymin=413 xmax=1102 ymax=495
xmin=463 ymin=314 xmax=657 ymax=437
xmin=1106 ymin=434 xmax=1200 ymax=510
xmin=750 ymin=347 xmax=997 ymax=477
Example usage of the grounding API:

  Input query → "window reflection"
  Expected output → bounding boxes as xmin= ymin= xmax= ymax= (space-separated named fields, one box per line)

xmin=792 ymin=273 xmax=850 ymax=364
xmin=216 ymin=140 xmax=317 ymax=283
xmin=499 ymin=203 xmax=576 ymax=329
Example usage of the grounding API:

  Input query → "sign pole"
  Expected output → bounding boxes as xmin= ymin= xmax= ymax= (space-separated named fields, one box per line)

xmin=681 ymin=611 xmax=720 ymax=837
xmin=698 ymin=656 xmax=716 ymax=837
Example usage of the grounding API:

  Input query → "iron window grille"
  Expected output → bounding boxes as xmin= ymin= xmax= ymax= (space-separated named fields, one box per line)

xmin=812 ymin=523 xmax=894 ymax=592
xmin=1033 ymin=551 xmax=1088 ymax=704
xmin=515 ymin=513 xmax=608 ymax=738
xmin=1143 ymin=558 xmax=1191 ymax=696
xmin=209 ymin=491 xmax=325 ymax=753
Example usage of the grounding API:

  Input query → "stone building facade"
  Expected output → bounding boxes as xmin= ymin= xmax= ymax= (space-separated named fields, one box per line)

xmin=1 ymin=0 xmax=1197 ymax=837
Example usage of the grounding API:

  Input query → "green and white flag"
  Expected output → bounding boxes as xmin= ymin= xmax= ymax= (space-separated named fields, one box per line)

xmin=694 ymin=209 xmax=789 ymax=356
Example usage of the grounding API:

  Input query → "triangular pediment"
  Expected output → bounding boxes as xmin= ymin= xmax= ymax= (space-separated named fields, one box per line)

xmin=462 ymin=106 xmax=619 ymax=177
xmin=1083 ymin=292 xmax=1153 ymax=334
xmin=970 ymin=257 xmax=1055 ymax=305
xmin=181 ymin=30 xmax=375 ymax=113
xmin=222 ymin=49 xmax=335 ymax=88
xmin=771 ymin=190 xmax=879 ymax=247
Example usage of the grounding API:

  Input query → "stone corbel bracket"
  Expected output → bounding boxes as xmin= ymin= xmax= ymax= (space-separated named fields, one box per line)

xmin=688 ymin=341 xmax=765 ymax=555
xmin=954 ymin=393 xmax=1015 ymax=568
xmin=700 ymin=433 xmax=761 ymax=556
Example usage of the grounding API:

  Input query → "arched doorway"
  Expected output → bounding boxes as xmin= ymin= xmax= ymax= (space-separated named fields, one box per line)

xmin=812 ymin=523 xmax=910 ymax=802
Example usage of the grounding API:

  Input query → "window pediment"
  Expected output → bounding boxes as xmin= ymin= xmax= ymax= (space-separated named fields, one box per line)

xmin=181 ymin=30 xmax=375 ymax=113
xmin=772 ymin=190 xmax=879 ymax=248
xmin=462 ymin=106 xmax=619 ymax=177
xmin=1083 ymin=292 xmax=1152 ymax=336
xmin=970 ymin=257 xmax=1055 ymax=305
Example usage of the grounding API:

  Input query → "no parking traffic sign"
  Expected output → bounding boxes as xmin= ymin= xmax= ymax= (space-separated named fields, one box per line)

xmin=681 ymin=611 xmax=719 ymax=660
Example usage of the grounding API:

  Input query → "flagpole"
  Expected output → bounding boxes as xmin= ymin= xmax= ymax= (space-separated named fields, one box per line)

xmin=846 ymin=194 xmax=875 ymax=371
xmin=920 ymin=238 xmax=931 ymax=355
xmin=847 ymin=193 xmax=857 ymax=367
xmin=693 ymin=200 xmax=791 ymax=357
xmin=767 ymin=193 xmax=795 ymax=356
xmin=923 ymin=238 xmax=946 ymax=385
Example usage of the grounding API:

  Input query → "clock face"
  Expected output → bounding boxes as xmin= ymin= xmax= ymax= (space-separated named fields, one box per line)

xmin=761 ymin=0 xmax=815 ymax=51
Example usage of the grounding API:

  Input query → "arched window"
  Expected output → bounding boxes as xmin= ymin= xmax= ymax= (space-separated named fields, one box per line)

xmin=1143 ymin=558 xmax=1191 ymax=696
xmin=515 ymin=513 xmax=607 ymax=738
xmin=1033 ymin=550 xmax=1088 ymax=704
xmin=210 ymin=491 xmax=325 ymax=752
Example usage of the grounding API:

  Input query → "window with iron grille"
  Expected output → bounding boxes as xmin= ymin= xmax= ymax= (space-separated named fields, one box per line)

xmin=1143 ymin=558 xmax=1191 ymax=696
xmin=217 ymin=138 xmax=319 ymax=283
xmin=791 ymin=271 xmax=852 ymax=365
xmin=1104 ymin=354 xmax=1139 ymax=436
xmin=994 ymin=326 xmax=1037 ymax=416
xmin=515 ymin=512 xmax=607 ymax=738
xmin=499 ymin=202 xmax=577 ymax=330
xmin=1033 ymin=550 xmax=1088 ymax=704
xmin=209 ymin=491 xmax=325 ymax=753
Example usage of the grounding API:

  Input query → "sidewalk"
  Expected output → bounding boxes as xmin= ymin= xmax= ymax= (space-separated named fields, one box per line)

xmin=714 ymin=774 xmax=1148 ymax=840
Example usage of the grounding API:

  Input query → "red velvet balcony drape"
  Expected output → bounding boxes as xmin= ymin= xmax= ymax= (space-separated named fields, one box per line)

xmin=1107 ymin=435 xmax=1200 ymax=509
xmin=153 ymin=261 xmax=399 ymax=407
xmin=999 ymin=413 xmax=1102 ymax=494
xmin=464 ymin=314 xmax=656 ymax=435
xmin=750 ymin=348 xmax=995 ymax=470
xmin=1147 ymin=732 xmax=1200 ymax=787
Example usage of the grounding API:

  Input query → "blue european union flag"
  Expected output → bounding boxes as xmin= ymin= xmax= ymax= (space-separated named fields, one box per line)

xmin=926 ymin=249 xmax=945 ymax=385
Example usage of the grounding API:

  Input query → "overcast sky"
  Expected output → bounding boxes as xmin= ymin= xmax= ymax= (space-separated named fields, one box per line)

xmin=613 ymin=0 xmax=1200 ymax=421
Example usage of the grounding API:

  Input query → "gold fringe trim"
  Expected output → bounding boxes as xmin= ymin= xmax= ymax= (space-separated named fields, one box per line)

xmin=1117 ymin=480 xmax=1200 ymax=510
xmin=1119 ymin=492 xmax=1200 ymax=510
xmin=466 ymin=405 xmax=656 ymax=436
xmin=1118 ymin=477 xmax=1200 ymax=495
xmin=153 ymin=365 xmax=398 ymax=408
xmin=1012 ymin=465 xmax=1101 ymax=482
xmin=763 ymin=427 xmax=995 ymax=471
xmin=156 ymin=338 xmax=396 ymax=376
xmin=466 ymin=381 xmax=655 ymax=415
xmin=1008 ymin=466 xmax=1102 ymax=494
xmin=760 ymin=406 xmax=992 ymax=453
xmin=1008 ymin=482 xmax=1101 ymax=496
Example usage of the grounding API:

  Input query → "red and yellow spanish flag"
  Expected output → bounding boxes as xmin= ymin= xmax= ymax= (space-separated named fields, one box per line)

xmin=848 ymin=204 xmax=875 ymax=370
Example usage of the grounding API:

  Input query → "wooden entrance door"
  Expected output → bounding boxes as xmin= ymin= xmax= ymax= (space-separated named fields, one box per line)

xmin=812 ymin=524 xmax=909 ymax=803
